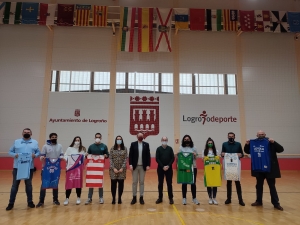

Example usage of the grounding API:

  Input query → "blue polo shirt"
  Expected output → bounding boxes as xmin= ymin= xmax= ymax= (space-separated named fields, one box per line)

xmin=9 ymin=138 xmax=40 ymax=169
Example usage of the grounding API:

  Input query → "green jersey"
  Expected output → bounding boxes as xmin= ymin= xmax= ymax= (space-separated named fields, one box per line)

xmin=177 ymin=152 xmax=194 ymax=184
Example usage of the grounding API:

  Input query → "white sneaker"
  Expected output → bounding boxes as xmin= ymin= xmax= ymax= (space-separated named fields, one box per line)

xmin=63 ymin=198 xmax=69 ymax=206
xmin=85 ymin=198 xmax=92 ymax=205
xmin=182 ymin=198 xmax=187 ymax=205
xmin=99 ymin=198 xmax=104 ymax=204
xmin=213 ymin=199 xmax=218 ymax=205
xmin=76 ymin=198 xmax=81 ymax=205
xmin=209 ymin=198 xmax=213 ymax=205
xmin=192 ymin=198 xmax=200 ymax=205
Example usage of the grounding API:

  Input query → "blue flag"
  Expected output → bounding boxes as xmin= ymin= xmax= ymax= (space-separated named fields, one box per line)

xmin=288 ymin=12 xmax=300 ymax=32
xmin=21 ymin=2 xmax=39 ymax=24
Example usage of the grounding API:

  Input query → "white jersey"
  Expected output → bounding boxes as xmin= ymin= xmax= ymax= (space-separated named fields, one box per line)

xmin=223 ymin=153 xmax=241 ymax=181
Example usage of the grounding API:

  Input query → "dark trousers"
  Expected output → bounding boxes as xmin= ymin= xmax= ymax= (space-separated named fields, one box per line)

xmin=9 ymin=168 xmax=34 ymax=204
xmin=207 ymin=187 xmax=217 ymax=198
xmin=39 ymin=171 xmax=58 ymax=203
xmin=256 ymin=177 xmax=279 ymax=206
xmin=182 ymin=168 xmax=197 ymax=199
xmin=226 ymin=180 xmax=243 ymax=201
xmin=157 ymin=166 xmax=173 ymax=200
xmin=111 ymin=179 xmax=124 ymax=200
xmin=66 ymin=188 xmax=81 ymax=198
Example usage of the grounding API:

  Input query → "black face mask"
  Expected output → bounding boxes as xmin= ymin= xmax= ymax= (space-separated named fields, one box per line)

xmin=51 ymin=139 xmax=57 ymax=144
xmin=228 ymin=138 xmax=234 ymax=142
xmin=184 ymin=141 xmax=190 ymax=145
xmin=23 ymin=133 xmax=30 ymax=139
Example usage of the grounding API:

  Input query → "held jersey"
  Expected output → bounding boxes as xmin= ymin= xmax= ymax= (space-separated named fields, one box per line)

xmin=204 ymin=156 xmax=222 ymax=187
xmin=17 ymin=153 xmax=32 ymax=180
xmin=42 ymin=158 xmax=61 ymax=189
xmin=86 ymin=155 xmax=105 ymax=188
xmin=250 ymin=139 xmax=270 ymax=172
xmin=65 ymin=154 xmax=84 ymax=189
xmin=177 ymin=152 xmax=194 ymax=184
xmin=223 ymin=153 xmax=241 ymax=181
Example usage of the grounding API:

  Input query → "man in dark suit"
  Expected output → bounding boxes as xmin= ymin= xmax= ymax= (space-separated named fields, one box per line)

xmin=129 ymin=132 xmax=151 ymax=205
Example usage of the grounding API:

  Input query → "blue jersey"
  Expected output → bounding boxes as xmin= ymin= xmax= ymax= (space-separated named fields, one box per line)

xmin=17 ymin=153 xmax=32 ymax=180
xmin=250 ymin=139 xmax=270 ymax=172
xmin=42 ymin=158 xmax=61 ymax=189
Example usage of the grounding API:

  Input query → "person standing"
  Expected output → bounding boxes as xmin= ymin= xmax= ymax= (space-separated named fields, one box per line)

xmin=109 ymin=135 xmax=128 ymax=204
xmin=85 ymin=133 xmax=109 ymax=205
xmin=6 ymin=128 xmax=40 ymax=211
xmin=155 ymin=136 xmax=175 ymax=205
xmin=244 ymin=130 xmax=284 ymax=211
xmin=129 ymin=132 xmax=151 ymax=205
xmin=221 ymin=132 xmax=245 ymax=206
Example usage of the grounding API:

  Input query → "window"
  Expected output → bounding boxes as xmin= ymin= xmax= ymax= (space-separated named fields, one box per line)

xmin=94 ymin=72 xmax=110 ymax=92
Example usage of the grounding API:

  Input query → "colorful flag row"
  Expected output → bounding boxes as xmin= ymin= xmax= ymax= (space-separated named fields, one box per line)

xmin=0 ymin=2 xmax=107 ymax=26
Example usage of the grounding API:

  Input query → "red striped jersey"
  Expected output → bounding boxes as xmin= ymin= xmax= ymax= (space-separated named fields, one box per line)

xmin=86 ymin=154 xmax=105 ymax=188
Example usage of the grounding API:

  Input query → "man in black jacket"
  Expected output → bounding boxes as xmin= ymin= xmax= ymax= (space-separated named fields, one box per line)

xmin=244 ymin=130 xmax=284 ymax=211
xmin=129 ymin=133 xmax=151 ymax=205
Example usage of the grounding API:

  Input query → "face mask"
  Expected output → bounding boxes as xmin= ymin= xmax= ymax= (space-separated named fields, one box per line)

xmin=23 ymin=133 xmax=30 ymax=139
xmin=208 ymin=143 xmax=213 ymax=148
xmin=51 ymin=139 xmax=57 ymax=144
xmin=74 ymin=141 xmax=80 ymax=146
xmin=258 ymin=135 xmax=265 ymax=139
xmin=95 ymin=138 xmax=101 ymax=143
xmin=162 ymin=141 xmax=168 ymax=146
xmin=184 ymin=141 xmax=190 ymax=145
xmin=138 ymin=137 xmax=143 ymax=142
xmin=116 ymin=140 xmax=122 ymax=145
xmin=228 ymin=138 xmax=234 ymax=142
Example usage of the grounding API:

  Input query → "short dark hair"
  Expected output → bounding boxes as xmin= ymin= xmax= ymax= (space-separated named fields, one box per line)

xmin=228 ymin=132 xmax=235 ymax=137
xmin=49 ymin=133 xmax=57 ymax=138
xmin=95 ymin=133 xmax=102 ymax=138
xmin=23 ymin=128 xmax=32 ymax=134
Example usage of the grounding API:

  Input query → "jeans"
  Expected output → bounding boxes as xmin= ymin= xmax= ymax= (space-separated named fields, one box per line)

xmin=88 ymin=188 xmax=103 ymax=199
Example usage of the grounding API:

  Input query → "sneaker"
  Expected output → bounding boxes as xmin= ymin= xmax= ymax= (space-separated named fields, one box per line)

xmin=182 ymin=198 xmax=187 ymax=205
xmin=225 ymin=199 xmax=231 ymax=204
xmin=64 ymin=198 xmax=69 ymax=206
xmin=6 ymin=203 xmax=14 ymax=211
xmin=212 ymin=199 xmax=218 ymax=205
xmin=239 ymin=200 xmax=245 ymax=206
xmin=28 ymin=202 xmax=35 ymax=208
xmin=208 ymin=198 xmax=213 ymax=205
xmin=36 ymin=202 xmax=44 ymax=208
xmin=76 ymin=198 xmax=81 ymax=205
xmin=192 ymin=198 xmax=200 ymax=205
xmin=155 ymin=199 xmax=163 ymax=204
xmin=85 ymin=198 xmax=92 ymax=205
xmin=169 ymin=199 xmax=174 ymax=205
xmin=99 ymin=198 xmax=104 ymax=204
xmin=53 ymin=200 xmax=60 ymax=206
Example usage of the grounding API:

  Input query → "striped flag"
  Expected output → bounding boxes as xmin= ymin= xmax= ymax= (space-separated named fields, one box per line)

xmin=21 ymin=3 xmax=38 ymax=24
xmin=155 ymin=8 xmax=172 ymax=52
xmin=39 ymin=3 xmax=56 ymax=26
xmin=86 ymin=155 xmax=105 ymax=188
xmin=288 ymin=12 xmax=300 ymax=32
xmin=189 ymin=8 xmax=205 ymax=31
xmin=239 ymin=10 xmax=255 ymax=31
xmin=92 ymin=5 xmax=107 ymax=27
xmin=57 ymin=4 xmax=74 ymax=26
xmin=223 ymin=9 xmax=238 ymax=31
xmin=271 ymin=11 xmax=289 ymax=33
xmin=138 ymin=8 xmax=154 ymax=52
xmin=206 ymin=9 xmax=222 ymax=31
xmin=3 ymin=2 xmax=22 ymax=24
xmin=0 ymin=2 xmax=6 ymax=24
xmin=75 ymin=4 xmax=91 ymax=26
xmin=255 ymin=10 xmax=272 ymax=32
xmin=174 ymin=8 xmax=189 ymax=30
xmin=119 ymin=7 xmax=136 ymax=52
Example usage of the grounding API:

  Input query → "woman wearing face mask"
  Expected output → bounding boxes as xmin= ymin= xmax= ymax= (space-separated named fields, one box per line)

xmin=109 ymin=136 xmax=128 ymax=204
xmin=178 ymin=135 xmax=199 ymax=205
xmin=63 ymin=136 xmax=86 ymax=206
xmin=202 ymin=137 xmax=219 ymax=205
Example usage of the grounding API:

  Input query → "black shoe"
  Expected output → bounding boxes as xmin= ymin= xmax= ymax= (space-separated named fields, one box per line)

xmin=156 ymin=199 xmax=163 ymax=204
xmin=139 ymin=196 xmax=145 ymax=205
xmin=28 ymin=202 xmax=35 ymax=208
xmin=239 ymin=200 xmax=245 ymax=206
xmin=118 ymin=199 xmax=122 ymax=204
xmin=274 ymin=205 xmax=283 ymax=211
xmin=6 ymin=204 xmax=14 ymax=211
xmin=36 ymin=202 xmax=44 ymax=208
xmin=169 ymin=199 xmax=174 ymax=205
xmin=112 ymin=199 xmax=116 ymax=205
xmin=251 ymin=201 xmax=263 ymax=206
xmin=130 ymin=196 xmax=137 ymax=205
xmin=53 ymin=200 xmax=60 ymax=206
xmin=225 ymin=199 xmax=231 ymax=204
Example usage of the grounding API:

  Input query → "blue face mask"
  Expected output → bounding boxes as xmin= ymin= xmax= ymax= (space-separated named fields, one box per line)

xmin=116 ymin=140 xmax=122 ymax=145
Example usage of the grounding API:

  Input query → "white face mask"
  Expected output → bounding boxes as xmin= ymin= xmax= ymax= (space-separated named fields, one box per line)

xmin=95 ymin=138 xmax=101 ymax=143
xmin=162 ymin=141 xmax=168 ymax=146
xmin=74 ymin=141 xmax=80 ymax=146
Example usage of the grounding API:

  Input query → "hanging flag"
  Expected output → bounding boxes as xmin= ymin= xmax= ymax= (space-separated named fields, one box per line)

xmin=93 ymin=5 xmax=107 ymax=27
xmin=39 ymin=3 xmax=56 ymax=26
xmin=239 ymin=10 xmax=255 ymax=31
xmin=0 ymin=2 xmax=6 ymax=24
xmin=21 ymin=2 xmax=38 ymax=24
xmin=57 ymin=4 xmax=74 ymax=26
xmin=3 ymin=2 xmax=22 ymax=24
xmin=119 ymin=7 xmax=136 ymax=52
xmin=174 ymin=8 xmax=189 ymax=30
xmin=271 ymin=11 xmax=289 ymax=33
xmin=206 ymin=9 xmax=222 ymax=31
xmin=138 ymin=8 xmax=154 ymax=52
xmin=75 ymin=4 xmax=91 ymax=26
xmin=223 ymin=9 xmax=238 ymax=31
xmin=255 ymin=10 xmax=272 ymax=32
xmin=189 ymin=8 xmax=205 ymax=31
xmin=155 ymin=8 xmax=172 ymax=52
xmin=287 ymin=12 xmax=300 ymax=32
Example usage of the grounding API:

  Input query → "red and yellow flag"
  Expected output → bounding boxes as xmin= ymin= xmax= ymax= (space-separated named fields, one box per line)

xmin=138 ymin=8 xmax=153 ymax=52
xmin=93 ymin=5 xmax=107 ymax=27
xmin=75 ymin=5 xmax=91 ymax=26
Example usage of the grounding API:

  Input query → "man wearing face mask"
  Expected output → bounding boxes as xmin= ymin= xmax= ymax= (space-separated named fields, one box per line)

xmin=221 ymin=132 xmax=245 ymax=206
xmin=36 ymin=133 xmax=64 ymax=208
xmin=6 ymin=128 xmax=40 ymax=211
xmin=85 ymin=133 xmax=108 ymax=205
xmin=129 ymin=132 xmax=151 ymax=205
xmin=155 ymin=137 xmax=175 ymax=204
xmin=244 ymin=130 xmax=284 ymax=211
